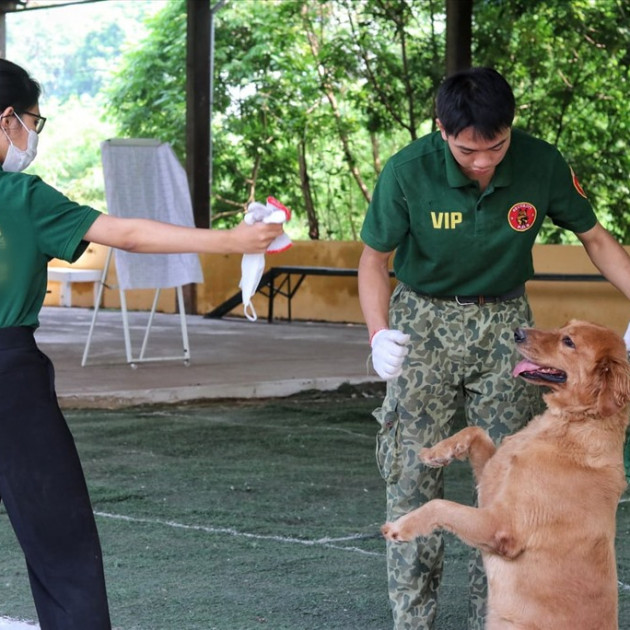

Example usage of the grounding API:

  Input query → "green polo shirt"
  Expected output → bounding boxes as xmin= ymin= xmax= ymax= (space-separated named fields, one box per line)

xmin=360 ymin=128 xmax=597 ymax=296
xmin=0 ymin=169 xmax=101 ymax=328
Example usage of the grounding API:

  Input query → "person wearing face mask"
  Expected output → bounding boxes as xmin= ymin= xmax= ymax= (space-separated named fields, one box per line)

xmin=359 ymin=67 xmax=630 ymax=630
xmin=1 ymin=109 xmax=39 ymax=172
xmin=0 ymin=58 xmax=283 ymax=630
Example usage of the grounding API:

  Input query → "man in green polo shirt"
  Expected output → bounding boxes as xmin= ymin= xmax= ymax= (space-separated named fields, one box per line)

xmin=358 ymin=67 xmax=630 ymax=630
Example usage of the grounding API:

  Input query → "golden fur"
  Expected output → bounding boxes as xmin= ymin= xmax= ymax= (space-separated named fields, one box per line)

xmin=381 ymin=320 xmax=630 ymax=629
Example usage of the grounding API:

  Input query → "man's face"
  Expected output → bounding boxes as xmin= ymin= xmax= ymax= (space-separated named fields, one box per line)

xmin=437 ymin=121 xmax=511 ymax=183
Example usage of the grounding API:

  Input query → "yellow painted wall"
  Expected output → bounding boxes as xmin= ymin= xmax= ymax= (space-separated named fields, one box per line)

xmin=197 ymin=241 xmax=367 ymax=323
xmin=46 ymin=242 xmax=630 ymax=336
xmin=46 ymin=244 xmax=176 ymax=312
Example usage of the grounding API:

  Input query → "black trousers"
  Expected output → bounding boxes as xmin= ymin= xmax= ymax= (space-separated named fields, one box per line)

xmin=0 ymin=327 xmax=110 ymax=629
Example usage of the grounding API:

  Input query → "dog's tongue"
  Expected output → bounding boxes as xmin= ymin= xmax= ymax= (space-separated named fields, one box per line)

xmin=512 ymin=359 xmax=541 ymax=377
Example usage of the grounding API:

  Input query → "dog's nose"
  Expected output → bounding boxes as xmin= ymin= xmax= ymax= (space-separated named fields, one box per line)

xmin=514 ymin=328 xmax=527 ymax=344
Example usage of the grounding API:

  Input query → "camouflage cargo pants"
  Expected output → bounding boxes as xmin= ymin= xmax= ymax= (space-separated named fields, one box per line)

xmin=374 ymin=284 xmax=543 ymax=630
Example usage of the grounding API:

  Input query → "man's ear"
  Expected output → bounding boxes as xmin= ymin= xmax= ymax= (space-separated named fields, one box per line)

xmin=436 ymin=118 xmax=447 ymax=141
xmin=0 ymin=107 xmax=14 ymax=128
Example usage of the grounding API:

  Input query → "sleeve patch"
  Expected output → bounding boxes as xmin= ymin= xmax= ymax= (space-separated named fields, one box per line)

xmin=570 ymin=167 xmax=588 ymax=199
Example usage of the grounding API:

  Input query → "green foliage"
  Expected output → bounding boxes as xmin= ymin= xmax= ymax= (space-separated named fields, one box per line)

xmin=61 ymin=22 xmax=127 ymax=99
xmin=474 ymin=0 xmax=630 ymax=243
xmin=106 ymin=0 xmax=446 ymax=239
xmin=105 ymin=0 xmax=188 ymax=160
xmin=5 ymin=1 xmax=159 ymax=213
xmin=8 ymin=0 xmax=630 ymax=243
xmin=6 ymin=0 xmax=155 ymax=102
xmin=294 ymin=0 xmax=445 ymax=237
xmin=27 ymin=95 xmax=116 ymax=213
xmin=331 ymin=0 xmax=445 ymax=140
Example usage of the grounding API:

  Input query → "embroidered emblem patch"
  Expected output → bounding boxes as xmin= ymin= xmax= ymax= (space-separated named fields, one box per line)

xmin=507 ymin=202 xmax=537 ymax=232
xmin=570 ymin=167 xmax=587 ymax=198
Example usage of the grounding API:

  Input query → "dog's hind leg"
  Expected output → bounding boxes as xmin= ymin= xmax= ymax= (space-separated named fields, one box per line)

xmin=420 ymin=426 xmax=496 ymax=481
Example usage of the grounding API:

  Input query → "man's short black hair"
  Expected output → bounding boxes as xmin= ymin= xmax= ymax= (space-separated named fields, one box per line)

xmin=436 ymin=67 xmax=515 ymax=139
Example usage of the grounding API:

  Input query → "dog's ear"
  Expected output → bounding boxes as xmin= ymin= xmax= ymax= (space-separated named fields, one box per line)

xmin=595 ymin=355 xmax=630 ymax=417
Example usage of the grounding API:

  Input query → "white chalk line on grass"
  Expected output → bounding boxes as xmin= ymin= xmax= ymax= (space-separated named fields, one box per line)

xmin=95 ymin=511 xmax=382 ymax=557
xmin=140 ymin=412 xmax=376 ymax=441
xmin=0 ymin=617 xmax=38 ymax=629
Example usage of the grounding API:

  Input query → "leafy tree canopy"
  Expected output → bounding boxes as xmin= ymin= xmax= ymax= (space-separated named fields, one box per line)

xmin=475 ymin=0 xmax=630 ymax=243
xmin=105 ymin=0 xmax=629 ymax=243
xmin=5 ymin=0 xmax=160 ymax=206
xmin=6 ymin=0 xmax=157 ymax=102
xmin=7 ymin=0 xmax=630 ymax=243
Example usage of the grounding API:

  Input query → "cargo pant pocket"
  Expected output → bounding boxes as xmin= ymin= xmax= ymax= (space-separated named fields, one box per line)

xmin=373 ymin=403 xmax=402 ymax=484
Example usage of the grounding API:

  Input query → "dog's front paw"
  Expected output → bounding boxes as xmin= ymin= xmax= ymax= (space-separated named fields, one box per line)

xmin=420 ymin=439 xmax=470 ymax=467
xmin=419 ymin=446 xmax=453 ymax=467
xmin=382 ymin=521 xmax=413 ymax=542
xmin=381 ymin=507 xmax=435 ymax=541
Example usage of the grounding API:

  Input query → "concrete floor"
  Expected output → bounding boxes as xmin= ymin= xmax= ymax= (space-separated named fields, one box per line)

xmin=35 ymin=306 xmax=376 ymax=409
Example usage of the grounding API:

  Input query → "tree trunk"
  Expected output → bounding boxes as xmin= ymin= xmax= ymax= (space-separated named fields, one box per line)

xmin=297 ymin=138 xmax=320 ymax=240
xmin=370 ymin=131 xmax=382 ymax=176
xmin=302 ymin=4 xmax=372 ymax=204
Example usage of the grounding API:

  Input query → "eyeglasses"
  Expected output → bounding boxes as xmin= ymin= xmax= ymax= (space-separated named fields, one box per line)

xmin=21 ymin=110 xmax=46 ymax=134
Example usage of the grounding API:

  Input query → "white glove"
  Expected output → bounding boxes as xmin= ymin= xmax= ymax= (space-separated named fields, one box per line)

xmin=371 ymin=329 xmax=411 ymax=380
xmin=624 ymin=321 xmax=630 ymax=351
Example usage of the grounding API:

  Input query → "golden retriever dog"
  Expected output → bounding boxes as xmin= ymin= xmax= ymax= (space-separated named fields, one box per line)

xmin=381 ymin=320 xmax=630 ymax=629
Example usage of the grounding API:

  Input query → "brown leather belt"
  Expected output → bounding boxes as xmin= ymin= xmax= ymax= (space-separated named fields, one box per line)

xmin=423 ymin=284 xmax=526 ymax=306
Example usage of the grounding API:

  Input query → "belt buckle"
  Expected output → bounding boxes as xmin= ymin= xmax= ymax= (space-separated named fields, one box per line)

xmin=455 ymin=295 xmax=478 ymax=306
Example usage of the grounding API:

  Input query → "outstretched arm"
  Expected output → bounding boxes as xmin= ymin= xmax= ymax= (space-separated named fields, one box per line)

xmin=577 ymin=222 xmax=630 ymax=300
xmin=83 ymin=214 xmax=284 ymax=255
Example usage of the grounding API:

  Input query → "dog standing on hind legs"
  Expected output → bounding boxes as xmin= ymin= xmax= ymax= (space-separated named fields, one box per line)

xmin=382 ymin=320 xmax=630 ymax=630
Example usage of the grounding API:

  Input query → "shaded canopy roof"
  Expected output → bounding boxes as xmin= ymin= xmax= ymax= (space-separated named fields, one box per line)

xmin=0 ymin=0 xmax=102 ymax=12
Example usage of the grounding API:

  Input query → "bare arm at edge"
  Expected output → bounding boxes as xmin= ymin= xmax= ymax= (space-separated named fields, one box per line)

xmin=576 ymin=222 xmax=630 ymax=301
xmin=358 ymin=244 xmax=395 ymax=341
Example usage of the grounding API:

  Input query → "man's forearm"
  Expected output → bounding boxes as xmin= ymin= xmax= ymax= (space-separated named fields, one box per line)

xmin=578 ymin=223 xmax=630 ymax=301
xmin=358 ymin=249 xmax=394 ymax=340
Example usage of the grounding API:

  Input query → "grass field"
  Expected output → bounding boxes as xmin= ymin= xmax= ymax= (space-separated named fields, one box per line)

xmin=0 ymin=388 xmax=628 ymax=629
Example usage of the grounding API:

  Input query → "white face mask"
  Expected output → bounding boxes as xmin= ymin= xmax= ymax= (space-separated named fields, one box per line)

xmin=2 ymin=113 xmax=38 ymax=172
xmin=239 ymin=253 xmax=265 ymax=321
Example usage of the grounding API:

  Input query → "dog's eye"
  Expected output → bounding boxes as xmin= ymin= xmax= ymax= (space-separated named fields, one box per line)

xmin=562 ymin=336 xmax=575 ymax=349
